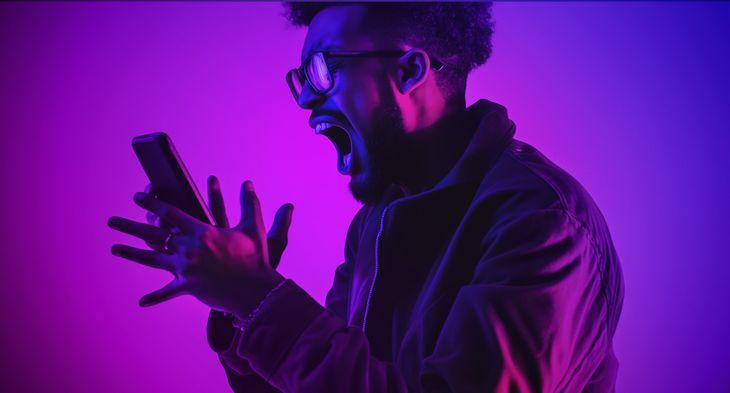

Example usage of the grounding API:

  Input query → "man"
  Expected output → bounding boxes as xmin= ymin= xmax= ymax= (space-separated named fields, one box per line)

xmin=108 ymin=2 xmax=624 ymax=392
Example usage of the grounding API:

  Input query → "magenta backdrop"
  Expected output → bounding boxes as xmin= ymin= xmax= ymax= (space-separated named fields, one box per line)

xmin=1 ymin=2 xmax=729 ymax=392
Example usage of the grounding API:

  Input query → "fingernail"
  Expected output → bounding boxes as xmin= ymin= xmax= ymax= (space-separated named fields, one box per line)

xmin=244 ymin=180 xmax=254 ymax=192
xmin=107 ymin=217 xmax=118 ymax=227
xmin=133 ymin=192 xmax=145 ymax=203
xmin=111 ymin=245 xmax=121 ymax=256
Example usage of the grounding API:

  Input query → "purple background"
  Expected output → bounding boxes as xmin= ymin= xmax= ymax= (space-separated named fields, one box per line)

xmin=2 ymin=2 xmax=729 ymax=392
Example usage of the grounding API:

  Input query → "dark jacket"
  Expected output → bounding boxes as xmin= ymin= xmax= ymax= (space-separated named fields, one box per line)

xmin=207 ymin=99 xmax=624 ymax=392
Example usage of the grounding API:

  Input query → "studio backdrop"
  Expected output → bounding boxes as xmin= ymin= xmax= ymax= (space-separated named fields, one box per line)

xmin=1 ymin=2 xmax=729 ymax=392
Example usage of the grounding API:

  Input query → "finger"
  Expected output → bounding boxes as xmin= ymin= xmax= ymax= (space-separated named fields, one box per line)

xmin=134 ymin=192 xmax=200 ymax=234
xmin=108 ymin=216 xmax=167 ymax=244
xmin=139 ymin=280 xmax=186 ymax=307
xmin=239 ymin=181 xmax=265 ymax=239
xmin=147 ymin=211 xmax=173 ymax=232
xmin=207 ymin=175 xmax=230 ymax=228
xmin=267 ymin=203 xmax=294 ymax=268
xmin=144 ymin=184 xmax=163 ymax=227
xmin=111 ymin=244 xmax=174 ymax=271
xmin=145 ymin=211 xmax=159 ymax=226
xmin=142 ymin=212 xmax=171 ymax=251
xmin=267 ymin=203 xmax=294 ymax=241
xmin=145 ymin=240 xmax=164 ymax=252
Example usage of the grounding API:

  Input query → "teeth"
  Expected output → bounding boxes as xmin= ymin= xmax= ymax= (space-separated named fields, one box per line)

xmin=314 ymin=122 xmax=333 ymax=134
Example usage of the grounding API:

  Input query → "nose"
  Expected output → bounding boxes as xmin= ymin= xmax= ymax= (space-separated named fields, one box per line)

xmin=296 ymin=81 xmax=326 ymax=109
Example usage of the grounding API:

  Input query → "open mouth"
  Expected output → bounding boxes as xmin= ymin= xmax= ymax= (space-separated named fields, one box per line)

xmin=316 ymin=123 xmax=353 ymax=175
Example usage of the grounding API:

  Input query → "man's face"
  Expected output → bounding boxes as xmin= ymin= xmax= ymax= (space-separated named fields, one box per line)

xmin=297 ymin=5 xmax=405 ymax=204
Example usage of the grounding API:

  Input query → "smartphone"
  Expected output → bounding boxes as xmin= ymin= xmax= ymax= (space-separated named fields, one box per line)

xmin=132 ymin=132 xmax=215 ymax=225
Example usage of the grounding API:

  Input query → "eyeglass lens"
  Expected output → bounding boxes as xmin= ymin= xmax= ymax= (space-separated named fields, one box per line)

xmin=287 ymin=69 xmax=302 ymax=99
xmin=307 ymin=53 xmax=332 ymax=93
xmin=288 ymin=53 xmax=333 ymax=101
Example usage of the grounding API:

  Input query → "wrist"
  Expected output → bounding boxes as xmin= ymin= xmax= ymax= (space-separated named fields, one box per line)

xmin=231 ymin=275 xmax=288 ymax=336
xmin=231 ymin=271 xmax=285 ymax=320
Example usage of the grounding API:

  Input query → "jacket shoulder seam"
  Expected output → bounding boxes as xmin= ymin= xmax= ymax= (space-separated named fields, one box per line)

xmin=503 ymin=148 xmax=569 ymax=213
xmin=501 ymin=149 xmax=601 ymax=251
xmin=502 ymin=148 xmax=612 ymax=358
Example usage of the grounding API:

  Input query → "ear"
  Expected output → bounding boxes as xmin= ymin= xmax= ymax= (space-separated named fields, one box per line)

xmin=395 ymin=48 xmax=431 ymax=94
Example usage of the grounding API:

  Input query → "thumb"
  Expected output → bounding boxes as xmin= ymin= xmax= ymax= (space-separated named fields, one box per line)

xmin=267 ymin=203 xmax=294 ymax=268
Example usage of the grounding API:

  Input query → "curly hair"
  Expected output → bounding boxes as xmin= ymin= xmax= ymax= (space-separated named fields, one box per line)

xmin=283 ymin=2 xmax=494 ymax=98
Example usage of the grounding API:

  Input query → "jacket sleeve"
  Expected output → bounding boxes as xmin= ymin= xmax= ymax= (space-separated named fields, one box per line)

xmin=233 ymin=208 xmax=605 ymax=393
xmin=207 ymin=310 xmax=281 ymax=392
xmin=206 ymin=206 xmax=369 ymax=392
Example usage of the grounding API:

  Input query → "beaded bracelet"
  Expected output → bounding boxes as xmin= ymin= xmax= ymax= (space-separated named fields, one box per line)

xmin=231 ymin=278 xmax=288 ymax=336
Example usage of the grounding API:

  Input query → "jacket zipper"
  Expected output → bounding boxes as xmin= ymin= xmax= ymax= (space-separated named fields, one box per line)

xmin=362 ymin=204 xmax=391 ymax=333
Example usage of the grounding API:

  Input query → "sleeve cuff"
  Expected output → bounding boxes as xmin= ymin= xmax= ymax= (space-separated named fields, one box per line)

xmin=207 ymin=309 xmax=238 ymax=354
xmin=235 ymin=279 xmax=326 ymax=381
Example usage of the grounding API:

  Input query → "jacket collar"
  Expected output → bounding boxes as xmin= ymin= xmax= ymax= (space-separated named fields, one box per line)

xmin=379 ymin=99 xmax=516 ymax=205
xmin=433 ymin=98 xmax=516 ymax=189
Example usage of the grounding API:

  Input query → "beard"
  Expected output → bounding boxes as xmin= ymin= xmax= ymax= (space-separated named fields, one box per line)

xmin=348 ymin=102 xmax=404 ymax=205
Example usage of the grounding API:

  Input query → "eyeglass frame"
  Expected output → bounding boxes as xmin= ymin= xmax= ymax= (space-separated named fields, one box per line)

xmin=286 ymin=50 xmax=445 ymax=101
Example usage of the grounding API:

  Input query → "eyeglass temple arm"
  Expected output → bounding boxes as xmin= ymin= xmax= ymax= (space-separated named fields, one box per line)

xmin=325 ymin=51 xmax=445 ymax=71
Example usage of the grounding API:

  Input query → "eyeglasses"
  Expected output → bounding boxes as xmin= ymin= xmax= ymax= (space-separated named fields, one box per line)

xmin=286 ymin=50 xmax=445 ymax=103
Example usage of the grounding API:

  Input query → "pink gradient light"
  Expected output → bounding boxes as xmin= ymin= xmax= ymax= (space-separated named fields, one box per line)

xmin=1 ymin=2 xmax=729 ymax=392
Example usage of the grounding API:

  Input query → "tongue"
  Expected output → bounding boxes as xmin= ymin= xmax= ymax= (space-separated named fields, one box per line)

xmin=338 ymin=151 xmax=352 ymax=175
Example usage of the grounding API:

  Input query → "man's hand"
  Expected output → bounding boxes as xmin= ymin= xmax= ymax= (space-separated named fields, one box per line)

xmin=141 ymin=178 xmax=291 ymax=268
xmin=108 ymin=177 xmax=294 ymax=316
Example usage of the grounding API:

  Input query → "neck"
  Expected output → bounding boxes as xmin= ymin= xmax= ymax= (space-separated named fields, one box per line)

xmin=393 ymin=99 xmax=475 ymax=195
